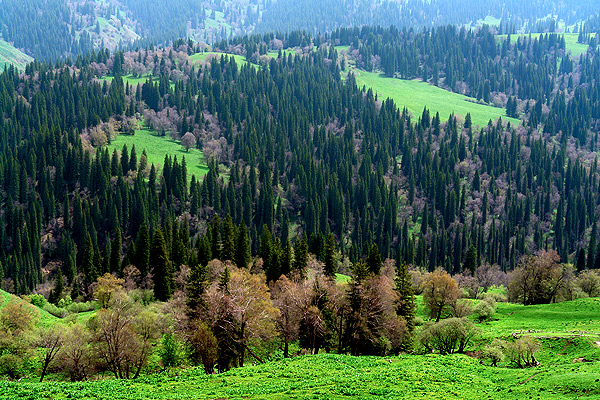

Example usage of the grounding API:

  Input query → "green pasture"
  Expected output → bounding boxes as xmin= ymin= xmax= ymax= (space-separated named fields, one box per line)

xmin=2 ymin=352 xmax=600 ymax=399
xmin=189 ymin=52 xmax=249 ymax=67
xmin=100 ymin=74 xmax=155 ymax=87
xmin=348 ymin=68 xmax=520 ymax=127
xmin=497 ymin=33 xmax=594 ymax=57
xmin=0 ymin=40 xmax=33 ymax=71
xmin=106 ymin=128 xmax=209 ymax=180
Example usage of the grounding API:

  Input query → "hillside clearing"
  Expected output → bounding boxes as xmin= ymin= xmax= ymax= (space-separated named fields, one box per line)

xmin=347 ymin=68 xmax=520 ymax=127
xmin=0 ymin=40 xmax=33 ymax=71
xmin=106 ymin=128 xmax=209 ymax=180
xmin=497 ymin=33 xmax=594 ymax=58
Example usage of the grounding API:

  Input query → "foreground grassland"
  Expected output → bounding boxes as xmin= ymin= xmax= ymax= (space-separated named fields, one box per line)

xmin=3 ymin=288 xmax=600 ymax=399
xmin=0 ymin=40 xmax=33 ymax=71
xmin=106 ymin=128 xmax=209 ymax=179
xmin=1 ymin=353 xmax=599 ymax=399
xmin=348 ymin=68 xmax=520 ymax=127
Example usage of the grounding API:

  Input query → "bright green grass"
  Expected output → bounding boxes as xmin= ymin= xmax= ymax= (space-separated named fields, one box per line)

xmin=3 ymin=353 xmax=600 ymax=399
xmin=100 ymin=74 xmax=153 ymax=87
xmin=0 ymin=40 xmax=32 ymax=71
xmin=335 ymin=273 xmax=351 ymax=284
xmin=266 ymin=49 xmax=298 ymax=58
xmin=105 ymin=128 xmax=209 ymax=180
xmin=0 ymin=290 xmax=59 ymax=327
xmin=479 ymin=297 xmax=600 ymax=339
xmin=497 ymin=33 xmax=594 ymax=57
xmin=349 ymin=68 xmax=520 ymax=127
xmin=190 ymin=52 xmax=249 ymax=67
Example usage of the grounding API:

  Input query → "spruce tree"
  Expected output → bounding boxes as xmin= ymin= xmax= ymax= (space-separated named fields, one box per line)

xmin=151 ymin=229 xmax=173 ymax=301
xmin=81 ymin=232 xmax=97 ymax=286
xmin=463 ymin=245 xmax=478 ymax=273
xmin=187 ymin=258 xmax=207 ymax=315
xmin=292 ymin=238 xmax=308 ymax=278
xmin=366 ymin=243 xmax=382 ymax=275
xmin=134 ymin=223 xmax=151 ymax=276
xmin=395 ymin=262 xmax=416 ymax=331
xmin=110 ymin=227 xmax=122 ymax=274
xmin=236 ymin=222 xmax=251 ymax=268
xmin=324 ymin=233 xmax=337 ymax=278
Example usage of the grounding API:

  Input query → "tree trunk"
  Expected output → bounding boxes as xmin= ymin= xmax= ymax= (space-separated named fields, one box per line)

xmin=244 ymin=344 xmax=264 ymax=363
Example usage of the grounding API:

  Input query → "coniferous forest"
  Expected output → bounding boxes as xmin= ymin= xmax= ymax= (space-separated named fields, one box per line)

xmin=2 ymin=2 xmax=600 ymax=394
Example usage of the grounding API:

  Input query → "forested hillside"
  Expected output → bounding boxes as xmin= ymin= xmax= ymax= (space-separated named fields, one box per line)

xmin=2 ymin=0 xmax=600 ymax=62
xmin=256 ymin=0 xmax=600 ymax=35
xmin=0 ymin=0 xmax=263 ymax=61
xmin=0 ymin=24 xmax=597 ymax=297
xmin=1 ymin=4 xmax=600 ymax=387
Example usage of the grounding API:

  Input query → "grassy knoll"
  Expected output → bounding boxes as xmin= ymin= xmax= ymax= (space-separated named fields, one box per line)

xmin=0 ymin=290 xmax=59 ymax=327
xmin=0 ymin=40 xmax=33 ymax=71
xmin=106 ymin=128 xmax=209 ymax=179
xmin=479 ymin=297 xmax=600 ymax=338
xmin=497 ymin=33 xmax=594 ymax=58
xmin=348 ymin=68 xmax=519 ymax=127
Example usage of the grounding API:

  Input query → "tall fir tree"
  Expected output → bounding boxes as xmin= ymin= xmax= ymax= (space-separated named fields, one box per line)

xmin=151 ymin=229 xmax=173 ymax=301
xmin=395 ymin=262 xmax=416 ymax=332
xmin=323 ymin=233 xmax=337 ymax=278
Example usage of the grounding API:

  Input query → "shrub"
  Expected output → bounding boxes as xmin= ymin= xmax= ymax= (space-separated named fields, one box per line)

xmin=188 ymin=322 xmax=218 ymax=374
xmin=0 ymin=354 xmax=23 ymax=379
xmin=29 ymin=294 xmax=47 ymax=308
xmin=505 ymin=336 xmax=541 ymax=368
xmin=476 ymin=290 xmax=507 ymax=303
xmin=67 ymin=301 xmax=96 ymax=314
xmin=43 ymin=303 xmax=67 ymax=318
xmin=474 ymin=298 xmax=496 ymax=322
xmin=160 ymin=333 xmax=181 ymax=369
xmin=482 ymin=339 xmax=505 ymax=366
xmin=417 ymin=317 xmax=479 ymax=355
xmin=452 ymin=299 xmax=474 ymax=318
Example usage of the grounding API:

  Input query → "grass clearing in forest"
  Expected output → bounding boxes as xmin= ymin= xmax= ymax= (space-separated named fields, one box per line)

xmin=497 ymin=33 xmax=594 ymax=58
xmin=0 ymin=40 xmax=33 ymax=71
xmin=190 ymin=52 xmax=249 ymax=67
xmin=347 ymin=67 xmax=520 ymax=127
xmin=100 ymin=74 xmax=154 ymax=87
xmin=106 ymin=128 xmax=209 ymax=180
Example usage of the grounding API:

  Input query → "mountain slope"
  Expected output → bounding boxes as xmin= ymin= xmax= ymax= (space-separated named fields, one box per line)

xmin=0 ymin=40 xmax=33 ymax=71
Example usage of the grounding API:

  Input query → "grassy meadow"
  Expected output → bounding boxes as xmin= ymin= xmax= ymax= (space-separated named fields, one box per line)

xmin=100 ymin=74 xmax=154 ymax=87
xmin=497 ymin=33 xmax=594 ymax=58
xmin=0 ymin=40 xmax=33 ymax=71
xmin=189 ymin=51 xmax=249 ymax=67
xmin=106 ymin=128 xmax=209 ymax=180
xmin=3 ymin=284 xmax=600 ymax=399
xmin=347 ymin=68 xmax=520 ymax=127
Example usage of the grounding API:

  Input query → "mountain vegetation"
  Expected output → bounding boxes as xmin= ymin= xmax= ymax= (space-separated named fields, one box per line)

xmin=1 ymin=0 xmax=600 ymax=394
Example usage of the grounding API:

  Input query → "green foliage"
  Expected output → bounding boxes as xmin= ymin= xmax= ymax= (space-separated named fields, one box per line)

xmin=395 ymin=262 xmax=416 ymax=331
xmin=159 ymin=333 xmax=181 ymax=369
xmin=28 ymin=294 xmax=47 ymax=309
xmin=417 ymin=317 xmax=479 ymax=355
xmin=150 ymin=230 xmax=173 ymax=301
xmin=474 ymin=297 xmax=496 ymax=322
